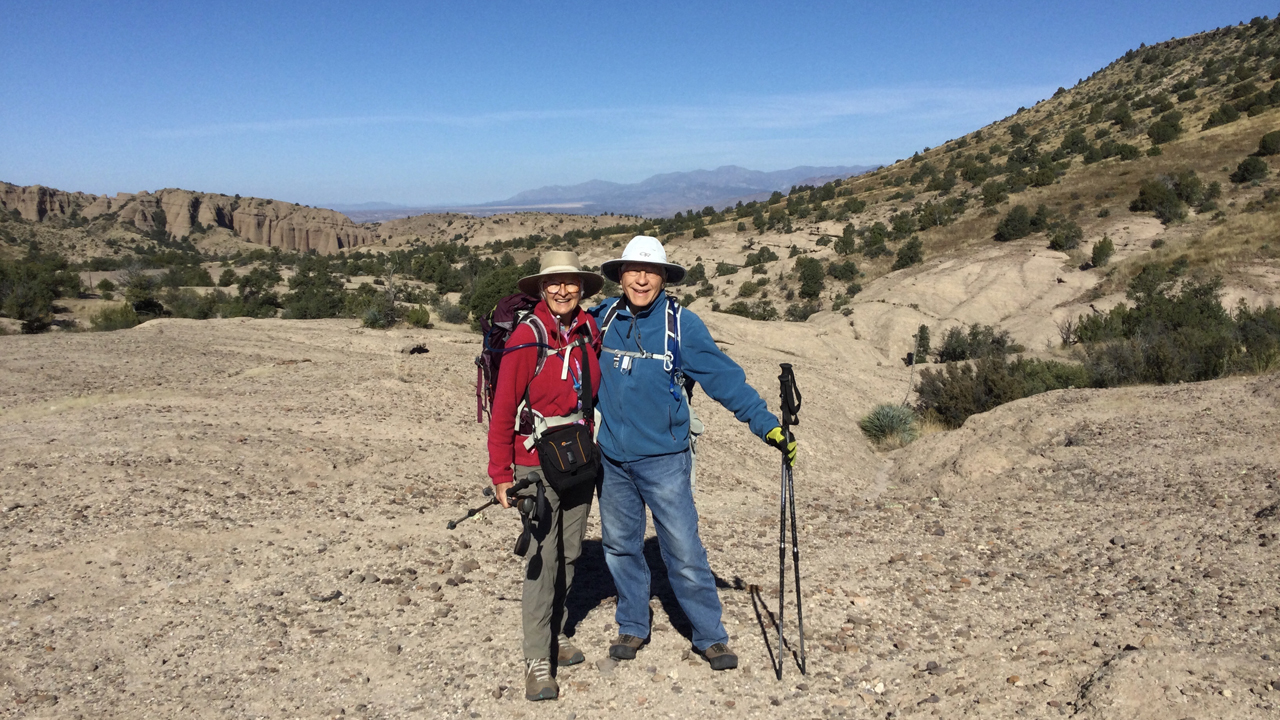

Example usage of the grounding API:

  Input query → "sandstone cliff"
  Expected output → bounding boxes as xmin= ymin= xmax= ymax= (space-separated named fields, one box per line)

xmin=1 ymin=182 xmax=377 ymax=254
xmin=0 ymin=183 xmax=97 ymax=222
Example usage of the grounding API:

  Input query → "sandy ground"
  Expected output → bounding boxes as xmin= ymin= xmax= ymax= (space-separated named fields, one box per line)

xmin=2 ymin=310 xmax=1278 ymax=719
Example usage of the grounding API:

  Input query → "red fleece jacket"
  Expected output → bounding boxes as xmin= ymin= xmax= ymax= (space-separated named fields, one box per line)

xmin=486 ymin=302 xmax=600 ymax=485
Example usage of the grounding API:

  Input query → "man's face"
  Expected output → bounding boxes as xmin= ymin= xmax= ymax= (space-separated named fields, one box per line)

xmin=620 ymin=262 xmax=665 ymax=309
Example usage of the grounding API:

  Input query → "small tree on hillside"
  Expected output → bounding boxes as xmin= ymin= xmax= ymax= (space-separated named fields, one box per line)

xmin=1230 ymin=156 xmax=1270 ymax=183
xmin=1259 ymin=130 xmax=1280 ymax=156
xmin=892 ymin=238 xmax=924 ymax=270
xmin=995 ymin=205 xmax=1032 ymax=242
xmin=795 ymin=257 xmax=824 ymax=299
xmin=1091 ymin=235 xmax=1115 ymax=267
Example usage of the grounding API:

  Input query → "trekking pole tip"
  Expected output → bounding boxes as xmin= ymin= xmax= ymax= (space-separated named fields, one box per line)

xmin=446 ymin=520 xmax=457 ymax=530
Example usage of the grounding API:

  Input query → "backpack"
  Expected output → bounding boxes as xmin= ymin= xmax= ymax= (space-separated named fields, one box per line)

xmin=475 ymin=293 xmax=549 ymax=427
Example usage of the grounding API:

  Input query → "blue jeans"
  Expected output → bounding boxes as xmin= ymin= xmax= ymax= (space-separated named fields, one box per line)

xmin=598 ymin=449 xmax=728 ymax=651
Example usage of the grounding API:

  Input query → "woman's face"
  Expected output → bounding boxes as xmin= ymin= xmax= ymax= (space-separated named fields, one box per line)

xmin=541 ymin=273 xmax=582 ymax=318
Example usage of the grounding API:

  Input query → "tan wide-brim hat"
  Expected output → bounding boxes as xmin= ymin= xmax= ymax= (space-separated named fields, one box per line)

xmin=600 ymin=235 xmax=687 ymax=284
xmin=517 ymin=250 xmax=605 ymax=298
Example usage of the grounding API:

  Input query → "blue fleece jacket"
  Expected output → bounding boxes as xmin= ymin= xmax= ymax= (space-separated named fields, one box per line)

xmin=589 ymin=291 xmax=779 ymax=462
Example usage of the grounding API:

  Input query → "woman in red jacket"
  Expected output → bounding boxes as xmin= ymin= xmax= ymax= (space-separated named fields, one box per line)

xmin=486 ymin=250 xmax=603 ymax=702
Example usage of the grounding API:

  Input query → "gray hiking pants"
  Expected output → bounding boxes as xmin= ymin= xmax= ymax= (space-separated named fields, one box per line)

xmin=513 ymin=465 xmax=594 ymax=660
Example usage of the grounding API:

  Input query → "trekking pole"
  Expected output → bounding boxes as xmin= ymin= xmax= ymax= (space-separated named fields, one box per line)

xmin=776 ymin=363 xmax=806 ymax=677
xmin=445 ymin=477 xmax=532 ymax=529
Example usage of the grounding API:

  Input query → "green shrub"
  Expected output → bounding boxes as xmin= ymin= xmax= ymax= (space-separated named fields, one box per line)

xmin=160 ymin=288 xmax=221 ymax=319
xmin=715 ymin=261 xmax=739 ymax=276
xmin=891 ymin=238 xmax=924 ymax=270
xmin=784 ymin=301 xmax=820 ymax=322
xmin=0 ymin=248 xmax=81 ymax=333
xmin=1202 ymin=103 xmax=1241 ymax=130
xmin=435 ymin=300 xmax=468 ymax=324
xmin=684 ymin=262 xmax=707 ymax=284
xmin=282 ymin=255 xmax=345 ymax=319
xmin=835 ymin=224 xmax=857 ymax=256
xmin=1047 ymin=221 xmax=1083 ymax=251
xmin=858 ymin=404 xmax=919 ymax=445
xmin=405 ymin=305 xmax=431 ymax=328
xmin=96 ymin=278 xmax=116 ymax=293
xmin=719 ymin=299 xmax=778 ymax=321
xmin=994 ymin=205 xmax=1032 ymax=241
xmin=1230 ymin=156 xmax=1270 ymax=183
xmin=1130 ymin=179 xmax=1185 ymax=223
xmin=914 ymin=325 xmax=931 ymax=358
xmin=217 ymin=268 xmax=237 ymax=287
xmin=464 ymin=263 xmax=525 ymax=322
xmin=1234 ymin=301 xmax=1280 ymax=373
xmin=161 ymin=264 xmax=215 ymax=288
xmin=1260 ymin=131 xmax=1280 ymax=157
xmin=1091 ymin=235 xmax=1115 ymax=267
xmin=890 ymin=212 xmax=917 ymax=239
xmin=981 ymin=180 xmax=1008 ymax=208
xmin=1074 ymin=268 xmax=1244 ymax=385
xmin=361 ymin=296 xmax=400 ymax=329
xmin=736 ymin=280 xmax=761 ymax=298
xmin=1146 ymin=110 xmax=1183 ymax=144
xmin=827 ymin=259 xmax=859 ymax=281
xmin=917 ymin=356 xmax=1089 ymax=428
xmin=90 ymin=304 xmax=140 ymax=331
xmin=743 ymin=247 xmax=778 ymax=266
xmin=794 ymin=256 xmax=824 ymax=299
xmin=935 ymin=323 xmax=1023 ymax=362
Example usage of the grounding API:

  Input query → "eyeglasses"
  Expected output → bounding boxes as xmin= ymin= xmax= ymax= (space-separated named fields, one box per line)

xmin=542 ymin=279 xmax=581 ymax=292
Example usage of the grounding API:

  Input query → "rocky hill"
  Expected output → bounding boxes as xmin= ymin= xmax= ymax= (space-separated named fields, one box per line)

xmin=1 ymin=184 xmax=376 ymax=257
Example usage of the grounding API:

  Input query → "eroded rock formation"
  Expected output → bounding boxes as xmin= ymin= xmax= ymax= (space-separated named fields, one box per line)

xmin=1 ymin=182 xmax=376 ymax=254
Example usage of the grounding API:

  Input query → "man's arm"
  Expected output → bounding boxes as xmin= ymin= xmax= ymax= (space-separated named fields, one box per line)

xmin=678 ymin=311 xmax=779 ymax=439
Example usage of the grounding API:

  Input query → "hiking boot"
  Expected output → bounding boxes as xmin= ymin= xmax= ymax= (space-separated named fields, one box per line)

xmin=700 ymin=643 xmax=738 ymax=671
xmin=556 ymin=634 xmax=585 ymax=666
xmin=608 ymin=634 xmax=647 ymax=661
xmin=524 ymin=658 xmax=558 ymax=701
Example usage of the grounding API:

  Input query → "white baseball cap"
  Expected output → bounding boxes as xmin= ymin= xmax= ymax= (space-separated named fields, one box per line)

xmin=600 ymin=235 xmax=687 ymax=284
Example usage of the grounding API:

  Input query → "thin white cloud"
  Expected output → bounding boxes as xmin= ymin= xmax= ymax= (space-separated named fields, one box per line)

xmin=142 ymin=83 xmax=1056 ymax=140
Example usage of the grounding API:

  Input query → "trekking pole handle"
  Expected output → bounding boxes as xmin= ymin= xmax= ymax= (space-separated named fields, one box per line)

xmin=778 ymin=363 xmax=801 ymax=430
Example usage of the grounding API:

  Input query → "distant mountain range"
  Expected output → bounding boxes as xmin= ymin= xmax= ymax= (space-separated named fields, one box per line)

xmin=330 ymin=164 xmax=877 ymax=222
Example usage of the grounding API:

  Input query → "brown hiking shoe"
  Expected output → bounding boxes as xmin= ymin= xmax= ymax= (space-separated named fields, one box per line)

xmin=608 ymin=634 xmax=647 ymax=660
xmin=524 ymin=658 xmax=558 ymax=701
xmin=556 ymin=634 xmax=585 ymax=666
xmin=700 ymin=643 xmax=738 ymax=671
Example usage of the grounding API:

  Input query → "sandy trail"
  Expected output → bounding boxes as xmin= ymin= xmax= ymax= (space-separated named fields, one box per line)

xmin=2 ymin=317 xmax=1278 ymax=719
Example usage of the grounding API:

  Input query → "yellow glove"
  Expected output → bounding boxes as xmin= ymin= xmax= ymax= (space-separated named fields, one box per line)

xmin=765 ymin=427 xmax=797 ymax=466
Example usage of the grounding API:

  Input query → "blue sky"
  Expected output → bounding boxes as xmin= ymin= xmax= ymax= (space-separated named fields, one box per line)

xmin=2 ymin=1 xmax=1275 ymax=206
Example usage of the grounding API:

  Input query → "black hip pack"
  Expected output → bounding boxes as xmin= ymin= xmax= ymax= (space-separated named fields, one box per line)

xmin=527 ymin=326 xmax=599 ymax=495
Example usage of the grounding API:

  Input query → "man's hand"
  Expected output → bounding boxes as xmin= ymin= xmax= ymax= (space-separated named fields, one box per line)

xmin=765 ymin=427 xmax=797 ymax=466
xmin=495 ymin=481 xmax=513 ymax=508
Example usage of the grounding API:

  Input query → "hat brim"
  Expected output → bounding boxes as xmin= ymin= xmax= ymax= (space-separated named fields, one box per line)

xmin=517 ymin=270 xmax=605 ymax=299
xmin=600 ymin=259 xmax=687 ymax=285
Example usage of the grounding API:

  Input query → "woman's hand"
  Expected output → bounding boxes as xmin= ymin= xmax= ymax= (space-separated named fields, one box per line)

xmin=495 ymin=481 xmax=513 ymax=508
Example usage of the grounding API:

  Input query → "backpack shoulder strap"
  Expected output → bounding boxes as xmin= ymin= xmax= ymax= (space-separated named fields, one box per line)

xmin=598 ymin=299 xmax=623 ymax=343
xmin=519 ymin=313 xmax=550 ymax=374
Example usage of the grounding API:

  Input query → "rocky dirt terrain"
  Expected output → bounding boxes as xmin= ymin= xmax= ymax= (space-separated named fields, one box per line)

xmin=2 ymin=311 xmax=1278 ymax=719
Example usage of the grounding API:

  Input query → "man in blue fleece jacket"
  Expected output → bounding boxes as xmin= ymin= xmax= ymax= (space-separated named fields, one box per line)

xmin=590 ymin=236 xmax=797 ymax=671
